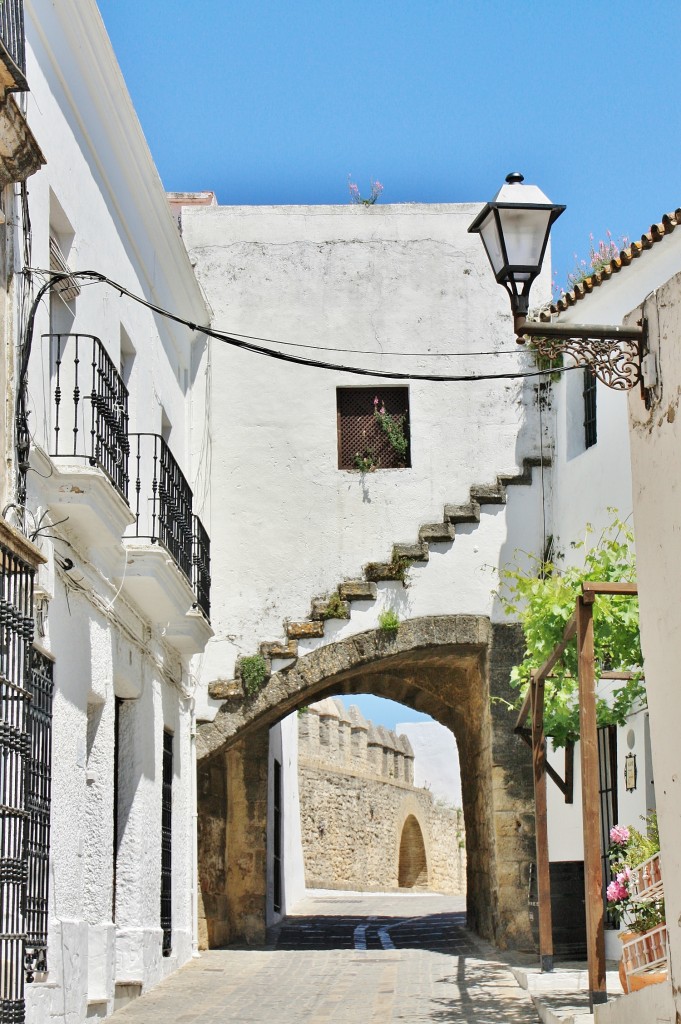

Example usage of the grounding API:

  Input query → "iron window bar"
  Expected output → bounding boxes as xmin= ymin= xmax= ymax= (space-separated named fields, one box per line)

xmin=46 ymin=334 xmax=130 ymax=500
xmin=129 ymin=434 xmax=193 ymax=582
xmin=583 ymin=369 xmax=597 ymax=449
xmin=161 ymin=731 xmax=173 ymax=956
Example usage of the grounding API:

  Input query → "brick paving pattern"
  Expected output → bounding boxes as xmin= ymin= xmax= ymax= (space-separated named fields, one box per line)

xmin=110 ymin=891 xmax=540 ymax=1023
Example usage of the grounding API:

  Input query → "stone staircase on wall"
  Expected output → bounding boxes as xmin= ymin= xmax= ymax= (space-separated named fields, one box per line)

xmin=208 ymin=457 xmax=550 ymax=702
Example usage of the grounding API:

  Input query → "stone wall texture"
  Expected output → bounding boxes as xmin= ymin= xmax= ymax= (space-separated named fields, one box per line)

xmin=297 ymin=699 xmax=465 ymax=894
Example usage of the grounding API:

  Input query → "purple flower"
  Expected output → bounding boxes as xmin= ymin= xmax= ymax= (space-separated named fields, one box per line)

xmin=610 ymin=824 xmax=630 ymax=846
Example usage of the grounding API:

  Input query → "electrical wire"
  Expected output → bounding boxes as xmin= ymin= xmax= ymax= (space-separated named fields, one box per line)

xmin=23 ymin=267 xmax=575 ymax=385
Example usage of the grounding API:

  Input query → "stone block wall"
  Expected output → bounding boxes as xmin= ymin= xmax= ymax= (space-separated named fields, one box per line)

xmin=297 ymin=699 xmax=465 ymax=894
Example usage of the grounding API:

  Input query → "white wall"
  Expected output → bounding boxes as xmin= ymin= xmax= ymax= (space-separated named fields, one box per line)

xmin=17 ymin=3 xmax=211 ymax=1021
xmin=181 ymin=202 xmax=553 ymax=717
xmin=267 ymin=715 xmax=306 ymax=924
xmin=627 ymin=270 xmax=681 ymax=1020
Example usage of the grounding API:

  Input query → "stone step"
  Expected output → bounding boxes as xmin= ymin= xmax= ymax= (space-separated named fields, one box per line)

xmin=339 ymin=580 xmax=378 ymax=602
xmin=287 ymin=620 xmax=325 ymax=640
xmin=418 ymin=523 xmax=456 ymax=543
xmin=260 ymin=639 xmax=298 ymax=659
xmin=444 ymin=501 xmax=481 ymax=524
xmin=469 ymin=482 xmax=506 ymax=505
xmin=500 ymin=456 xmax=552 ymax=488
xmin=393 ymin=542 xmax=429 ymax=562
xmin=364 ymin=559 xmax=412 ymax=584
xmin=311 ymin=597 xmax=351 ymax=621
xmin=208 ymin=678 xmax=243 ymax=700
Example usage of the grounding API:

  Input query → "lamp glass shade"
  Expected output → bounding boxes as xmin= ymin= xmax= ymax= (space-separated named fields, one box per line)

xmin=497 ymin=206 xmax=554 ymax=282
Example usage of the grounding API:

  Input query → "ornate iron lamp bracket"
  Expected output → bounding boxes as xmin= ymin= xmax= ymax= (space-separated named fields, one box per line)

xmin=514 ymin=317 xmax=647 ymax=393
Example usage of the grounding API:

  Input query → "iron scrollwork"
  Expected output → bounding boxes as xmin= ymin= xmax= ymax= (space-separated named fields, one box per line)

xmin=529 ymin=334 xmax=642 ymax=390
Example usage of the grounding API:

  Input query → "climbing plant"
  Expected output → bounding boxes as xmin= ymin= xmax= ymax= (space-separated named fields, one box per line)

xmin=498 ymin=515 xmax=645 ymax=747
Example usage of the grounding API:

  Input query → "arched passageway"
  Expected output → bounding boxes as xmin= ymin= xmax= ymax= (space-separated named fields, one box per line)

xmin=398 ymin=814 xmax=428 ymax=888
xmin=196 ymin=614 xmax=535 ymax=953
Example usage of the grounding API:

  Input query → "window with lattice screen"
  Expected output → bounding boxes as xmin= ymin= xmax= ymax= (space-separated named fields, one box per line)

xmin=336 ymin=387 xmax=410 ymax=470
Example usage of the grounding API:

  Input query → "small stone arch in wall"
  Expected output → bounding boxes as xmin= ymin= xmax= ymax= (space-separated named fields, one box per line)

xmin=398 ymin=814 xmax=429 ymax=888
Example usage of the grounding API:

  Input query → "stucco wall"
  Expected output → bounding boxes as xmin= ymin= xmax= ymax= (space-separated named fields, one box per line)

xmin=626 ymin=269 xmax=681 ymax=1020
xmin=297 ymin=701 xmax=465 ymax=894
xmin=180 ymin=201 xmax=553 ymax=720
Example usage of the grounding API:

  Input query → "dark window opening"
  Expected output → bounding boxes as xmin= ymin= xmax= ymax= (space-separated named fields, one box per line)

xmin=161 ymin=730 xmax=173 ymax=955
xmin=337 ymin=387 xmax=411 ymax=470
xmin=583 ymin=369 xmax=597 ymax=449
xmin=273 ymin=759 xmax=282 ymax=914
xmin=113 ymin=697 xmax=123 ymax=922
xmin=598 ymin=724 xmax=618 ymax=927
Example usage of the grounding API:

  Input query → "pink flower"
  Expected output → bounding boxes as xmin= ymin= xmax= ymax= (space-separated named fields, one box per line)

xmin=606 ymin=880 xmax=629 ymax=903
xmin=374 ymin=396 xmax=379 ymax=405
xmin=609 ymin=824 xmax=630 ymax=846
xmin=380 ymin=406 xmax=386 ymax=415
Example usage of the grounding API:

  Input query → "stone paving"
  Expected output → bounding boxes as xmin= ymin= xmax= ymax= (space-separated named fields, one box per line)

xmin=110 ymin=890 xmax=541 ymax=1023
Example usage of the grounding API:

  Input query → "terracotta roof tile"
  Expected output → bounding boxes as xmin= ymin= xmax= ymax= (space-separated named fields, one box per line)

xmin=549 ymin=208 xmax=681 ymax=316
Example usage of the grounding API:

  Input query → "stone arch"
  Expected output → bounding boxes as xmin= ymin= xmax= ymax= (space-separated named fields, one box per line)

xmin=197 ymin=615 xmax=535 ymax=953
xmin=397 ymin=798 xmax=430 ymax=888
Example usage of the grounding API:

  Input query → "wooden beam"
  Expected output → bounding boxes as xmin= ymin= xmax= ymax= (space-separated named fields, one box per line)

xmin=530 ymin=671 xmax=553 ymax=972
xmin=576 ymin=596 xmax=607 ymax=1008
xmin=534 ymin=610 xmax=578 ymax=685
xmin=582 ymin=581 xmax=638 ymax=597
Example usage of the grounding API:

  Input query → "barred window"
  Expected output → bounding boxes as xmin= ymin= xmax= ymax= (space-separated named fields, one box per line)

xmin=337 ymin=388 xmax=411 ymax=471
xmin=583 ymin=370 xmax=597 ymax=449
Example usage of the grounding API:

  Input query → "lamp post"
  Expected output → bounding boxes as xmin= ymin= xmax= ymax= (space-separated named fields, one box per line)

xmin=469 ymin=173 xmax=649 ymax=397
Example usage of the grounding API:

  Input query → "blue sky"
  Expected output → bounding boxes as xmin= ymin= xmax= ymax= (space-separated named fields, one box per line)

xmin=98 ymin=0 xmax=681 ymax=292
xmin=96 ymin=1 xmax=679 ymax=729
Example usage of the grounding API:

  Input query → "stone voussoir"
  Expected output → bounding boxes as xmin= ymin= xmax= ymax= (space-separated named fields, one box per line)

xmin=286 ymin=620 xmax=325 ymax=640
xmin=339 ymin=580 xmax=378 ymax=602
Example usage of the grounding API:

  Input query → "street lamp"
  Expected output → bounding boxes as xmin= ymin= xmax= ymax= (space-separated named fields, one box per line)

xmin=469 ymin=173 xmax=648 ymax=395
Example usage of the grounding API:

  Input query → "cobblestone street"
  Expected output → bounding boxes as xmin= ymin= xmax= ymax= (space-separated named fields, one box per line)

xmin=110 ymin=891 xmax=540 ymax=1023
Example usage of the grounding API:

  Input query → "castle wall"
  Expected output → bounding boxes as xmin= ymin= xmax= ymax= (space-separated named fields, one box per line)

xmin=297 ymin=701 xmax=465 ymax=894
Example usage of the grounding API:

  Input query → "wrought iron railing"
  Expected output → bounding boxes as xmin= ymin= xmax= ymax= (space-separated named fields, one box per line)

xmin=192 ymin=516 xmax=210 ymax=619
xmin=0 ymin=0 xmax=27 ymax=91
xmin=129 ymin=434 xmax=193 ymax=581
xmin=0 ymin=532 xmax=35 ymax=1024
xmin=46 ymin=334 xmax=129 ymax=499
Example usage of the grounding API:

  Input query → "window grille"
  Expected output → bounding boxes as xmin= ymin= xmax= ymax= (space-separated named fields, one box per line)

xmin=583 ymin=369 xmax=597 ymax=449
xmin=24 ymin=649 xmax=54 ymax=976
xmin=337 ymin=387 xmax=410 ymax=470
xmin=161 ymin=731 xmax=173 ymax=956
xmin=598 ymin=724 xmax=618 ymax=927
xmin=0 ymin=535 xmax=35 ymax=1023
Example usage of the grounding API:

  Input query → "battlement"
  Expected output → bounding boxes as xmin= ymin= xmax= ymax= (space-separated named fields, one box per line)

xmin=298 ymin=698 xmax=415 ymax=784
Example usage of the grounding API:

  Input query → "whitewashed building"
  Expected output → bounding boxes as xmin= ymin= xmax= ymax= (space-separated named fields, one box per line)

xmin=0 ymin=2 xmax=212 ymax=1022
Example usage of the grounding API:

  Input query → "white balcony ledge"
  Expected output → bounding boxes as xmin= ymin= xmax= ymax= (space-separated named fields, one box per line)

xmin=118 ymin=539 xmax=213 ymax=656
xmin=30 ymin=448 xmax=135 ymax=568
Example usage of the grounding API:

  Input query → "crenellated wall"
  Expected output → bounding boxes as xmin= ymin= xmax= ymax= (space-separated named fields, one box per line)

xmin=297 ymin=699 xmax=465 ymax=894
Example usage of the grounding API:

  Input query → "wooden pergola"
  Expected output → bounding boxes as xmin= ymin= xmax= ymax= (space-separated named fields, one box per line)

xmin=514 ymin=581 xmax=639 ymax=1011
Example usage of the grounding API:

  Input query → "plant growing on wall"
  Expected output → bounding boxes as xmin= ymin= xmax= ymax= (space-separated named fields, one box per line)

xmin=347 ymin=175 xmax=384 ymax=205
xmin=239 ymin=654 xmax=268 ymax=696
xmin=498 ymin=515 xmax=645 ymax=746
xmin=552 ymin=230 xmax=629 ymax=301
xmin=373 ymin=396 xmax=409 ymax=464
xmin=378 ymin=608 xmax=400 ymax=633
xmin=354 ymin=449 xmax=378 ymax=472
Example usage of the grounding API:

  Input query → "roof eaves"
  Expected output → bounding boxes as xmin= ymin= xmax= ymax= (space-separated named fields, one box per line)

xmin=548 ymin=208 xmax=681 ymax=317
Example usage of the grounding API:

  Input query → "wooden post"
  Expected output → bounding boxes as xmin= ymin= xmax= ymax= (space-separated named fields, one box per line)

xmin=530 ymin=670 xmax=554 ymax=972
xmin=576 ymin=595 xmax=607 ymax=1008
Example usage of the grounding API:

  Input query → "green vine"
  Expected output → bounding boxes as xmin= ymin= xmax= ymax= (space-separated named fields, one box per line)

xmin=374 ymin=396 xmax=409 ymax=464
xmin=498 ymin=515 xmax=645 ymax=747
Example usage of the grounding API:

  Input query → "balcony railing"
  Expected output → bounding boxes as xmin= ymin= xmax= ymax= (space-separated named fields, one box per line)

xmin=192 ymin=515 xmax=211 ymax=619
xmin=46 ymin=334 xmax=129 ymax=499
xmin=0 ymin=0 xmax=27 ymax=92
xmin=129 ymin=433 xmax=193 ymax=582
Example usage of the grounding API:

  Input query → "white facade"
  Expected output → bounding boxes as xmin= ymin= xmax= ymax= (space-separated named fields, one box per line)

xmin=1 ymin=3 xmax=213 ymax=1021
xmin=179 ymin=201 xmax=553 ymax=716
